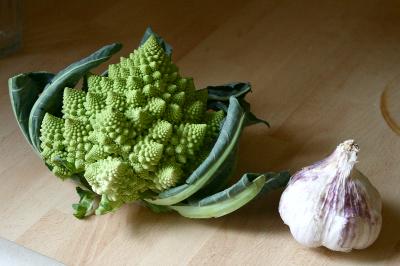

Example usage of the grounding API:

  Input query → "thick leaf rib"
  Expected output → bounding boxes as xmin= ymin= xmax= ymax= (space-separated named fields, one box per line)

xmin=167 ymin=172 xmax=290 ymax=218
xmin=168 ymin=175 xmax=266 ymax=218
xmin=190 ymin=173 xmax=260 ymax=206
xmin=193 ymin=148 xmax=238 ymax=198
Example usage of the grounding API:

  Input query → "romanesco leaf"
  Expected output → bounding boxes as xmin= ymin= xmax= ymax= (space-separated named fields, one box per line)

xmin=72 ymin=187 xmax=99 ymax=219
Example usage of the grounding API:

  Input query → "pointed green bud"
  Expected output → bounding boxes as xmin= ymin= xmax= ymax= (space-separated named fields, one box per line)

xmin=106 ymin=91 xmax=126 ymax=112
xmin=143 ymin=84 xmax=157 ymax=98
xmin=149 ymin=120 xmax=173 ymax=143
xmin=155 ymin=164 xmax=183 ymax=190
xmin=146 ymin=97 xmax=166 ymax=118
xmin=62 ymin=88 xmax=86 ymax=118
xmin=85 ymin=92 xmax=106 ymax=116
xmin=164 ymin=103 xmax=182 ymax=123
xmin=85 ymin=145 xmax=107 ymax=163
xmin=185 ymin=100 xmax=206 ymax=123
xmin=125 ymin=107 xmax=152 ymax=131
xmin=172 ymin=91 xmax=185 ymax=105
xmin=126 ymin=75 xmax=143 ymax=90
xmin=126 ymin=89 xmax=145 ymax=107
xmin=112 ymin=78 xmax=127 ymax=94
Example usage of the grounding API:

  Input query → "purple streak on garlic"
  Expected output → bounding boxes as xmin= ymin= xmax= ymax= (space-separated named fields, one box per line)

xmin=279 ymin=140 xmax=382 ymax=252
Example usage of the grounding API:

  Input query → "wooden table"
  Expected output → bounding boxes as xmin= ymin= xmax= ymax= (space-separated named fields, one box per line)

xmin=1 ymin=1 xmax=399 ymax=265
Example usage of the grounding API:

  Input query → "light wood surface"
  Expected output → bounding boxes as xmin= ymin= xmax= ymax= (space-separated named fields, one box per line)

xmin=1 ymin=1 xmax=399 ymax=265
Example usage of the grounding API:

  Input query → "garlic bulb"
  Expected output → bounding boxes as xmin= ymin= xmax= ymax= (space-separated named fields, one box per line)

xmin=279 ymin=140 xmax=382 ymax=252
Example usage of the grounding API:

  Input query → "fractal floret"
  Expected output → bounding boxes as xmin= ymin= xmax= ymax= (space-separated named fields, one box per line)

xmin=39 ymin=35 xmax=225 ymax=207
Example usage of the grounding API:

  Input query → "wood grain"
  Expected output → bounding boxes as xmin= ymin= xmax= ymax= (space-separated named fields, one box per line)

xmin=1 ymin=0 xmax=399 ymax=265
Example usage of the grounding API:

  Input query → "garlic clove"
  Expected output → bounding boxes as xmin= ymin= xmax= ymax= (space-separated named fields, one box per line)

xmin=279 ymin=140 xmax=382 ymax=252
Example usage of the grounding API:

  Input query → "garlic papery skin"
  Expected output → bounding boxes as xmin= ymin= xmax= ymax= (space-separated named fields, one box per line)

xmin=278 ymin=140 xmax=382 ymax=252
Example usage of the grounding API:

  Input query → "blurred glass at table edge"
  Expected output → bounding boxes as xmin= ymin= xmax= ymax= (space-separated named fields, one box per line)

xmin=0 ymin=0 xmax=22 ymax=58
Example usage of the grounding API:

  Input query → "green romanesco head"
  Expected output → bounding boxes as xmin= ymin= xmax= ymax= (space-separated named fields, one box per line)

xmin=39 ymin=35 xmax=225 ymax=206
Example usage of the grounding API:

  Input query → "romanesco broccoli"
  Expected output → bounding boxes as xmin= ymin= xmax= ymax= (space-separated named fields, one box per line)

xmin=39 ymin=35 xmax=225 ymax=208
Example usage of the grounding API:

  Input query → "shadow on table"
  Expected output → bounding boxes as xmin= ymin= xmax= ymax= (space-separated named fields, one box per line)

xmin=128 ymin=188 xmax=288 ymax=237
xmin=128 ymin=127 xmax=325 ymax=236
xmin=234 ymin=125 xmax=335 ymax=174
xmin=129 ymin=128 xmax=398 ymax=263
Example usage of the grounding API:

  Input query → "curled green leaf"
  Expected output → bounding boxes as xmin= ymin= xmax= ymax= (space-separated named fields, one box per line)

xmin=167 ymin=172 xmax=289 ymax=218
xmin=8 ymin=72 xmax=55 ymax=152
xmin=168 ymin=174 xmax=266 ymax=218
